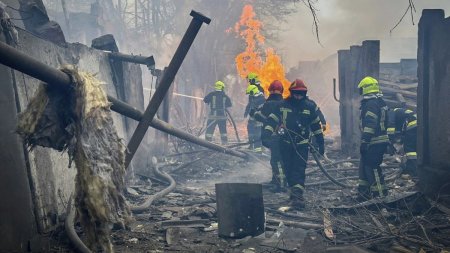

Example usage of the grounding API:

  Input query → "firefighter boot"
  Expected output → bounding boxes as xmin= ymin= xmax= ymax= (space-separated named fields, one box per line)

xmin=289 ymin=186 xmax=305 ymax=209
xmin=357 ymin=184 xmax=371 ymax=202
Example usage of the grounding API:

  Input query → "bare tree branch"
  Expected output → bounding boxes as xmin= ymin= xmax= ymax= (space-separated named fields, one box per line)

xmin=390 ymin=0 xmax=416 ymax=35
xmin=303 ymin=0 xmax=322 ymax=45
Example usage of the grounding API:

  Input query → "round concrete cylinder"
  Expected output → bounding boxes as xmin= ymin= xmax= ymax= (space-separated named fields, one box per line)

xmin=215 ymin=183 xmax=265 ymax=238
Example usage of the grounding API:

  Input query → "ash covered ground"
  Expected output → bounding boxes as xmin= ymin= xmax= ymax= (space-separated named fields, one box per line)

xmin=46 ymin=136 xmax=450 ymax=253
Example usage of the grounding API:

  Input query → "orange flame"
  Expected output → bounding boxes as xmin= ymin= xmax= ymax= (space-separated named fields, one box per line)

xmin=233 ymin=4 xmax=291 ymax=97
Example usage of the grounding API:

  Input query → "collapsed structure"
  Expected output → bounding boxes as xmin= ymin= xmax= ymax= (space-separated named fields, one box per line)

xmin=0 ymin=1 xmax=450 ymax=252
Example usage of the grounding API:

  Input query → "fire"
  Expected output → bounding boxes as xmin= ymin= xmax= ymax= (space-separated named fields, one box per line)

xmin=232 ymin=4 xmax=291 ymax=97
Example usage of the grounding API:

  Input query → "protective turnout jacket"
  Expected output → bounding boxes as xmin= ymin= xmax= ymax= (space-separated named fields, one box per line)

xmin=360 ymin=95 xmax=389 ymax=145
xmin=387 ymin=108 xmax=417 ymax=136
xmin=252 ymin=93 xmax=283 ymax=125
xmin=263 ymin=97 xmax=324 ymax=147
xmin=245 ymin=93 xmax=265 ymax=121
xmin=203 ymin=90 xmax=232 ymax=120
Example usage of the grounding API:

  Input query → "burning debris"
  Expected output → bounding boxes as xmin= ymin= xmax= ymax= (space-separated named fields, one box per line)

xmin=17 ymin=66 xmax=131 ymax=252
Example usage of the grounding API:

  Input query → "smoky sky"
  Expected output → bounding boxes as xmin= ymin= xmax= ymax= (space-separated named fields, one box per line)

xmin=278 ymin=0 xmax=450 ymax=65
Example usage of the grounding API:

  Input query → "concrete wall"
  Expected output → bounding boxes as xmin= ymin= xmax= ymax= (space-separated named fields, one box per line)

xmin=417 ymin=9 xmax=450 ymax=201
xmin=0 ymin=28 xmax=144 ymax=251
xmin=0 ymin=32 xmax=36 ymax=253
xmin=337 ymin=41 xmax=380 ymax=156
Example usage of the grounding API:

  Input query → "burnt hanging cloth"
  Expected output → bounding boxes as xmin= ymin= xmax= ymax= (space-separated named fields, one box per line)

xmin=17 ymin=65 xmax=131 ymax=253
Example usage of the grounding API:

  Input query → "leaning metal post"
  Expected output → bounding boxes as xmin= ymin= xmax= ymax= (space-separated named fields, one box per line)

xmin=125 ymin=10 xmax=211 ymax=168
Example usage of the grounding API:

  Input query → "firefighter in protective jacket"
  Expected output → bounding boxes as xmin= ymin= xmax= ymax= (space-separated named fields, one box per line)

xmin=251 ymin=80 xmax=286 ymax=190
xmin=262 ymin=79 xmax=324 ymax=209
xmin=203 ymin=81 xmax=232 ymax=144
xmin=245 ymin=84 xmax=265 ymax=152
xmin=358 ymin=76 xmax=390 ymax=199
xmin=387 ymin=108 xmax=417 ymax=176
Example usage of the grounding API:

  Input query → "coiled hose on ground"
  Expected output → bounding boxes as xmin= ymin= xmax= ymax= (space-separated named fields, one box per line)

xmin=66 ymin=163 xmax=178 ymax=252
xmin=131 ymin=163 xmax=177 ymax=213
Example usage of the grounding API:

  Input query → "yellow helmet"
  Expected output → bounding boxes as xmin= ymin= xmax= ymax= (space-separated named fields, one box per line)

xmin=246 ymin=84 xmax=259 ymax=95
xmin=215 ymin=80 xmax=225 ymax=90
xmin=247 ymin=72 xmax=259 ymax=85
xmin=247 ymin=72 xmax=258 ymax=80
xmin=358 ymin=76 xmax=380 ymax=95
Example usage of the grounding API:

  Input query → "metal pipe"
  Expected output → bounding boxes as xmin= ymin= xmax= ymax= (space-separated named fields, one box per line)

xmin=109 ymin=97 xmax=247 ymax=158
xmin=0 ymin=41 xmax=71 ymax=88
xmin=333 ymin=78 xmax=340 ymax=103
xmin=0 ymin=41 xmax=246 ymax=159
xmin=109 ymin=52 xmax=155 ymax=69
xmin=125 ymin=10 xmax=211 ymax=168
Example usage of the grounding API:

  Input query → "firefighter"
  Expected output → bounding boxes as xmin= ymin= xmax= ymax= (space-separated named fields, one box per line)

xmin=251 ymin=80 xmax=286 ymax=190
xmin=247 ymin=72 xmax=265 ymax=93
xmin=262 ymin=79 xmax=324 ymax=209
xmin=357 ymin=76 xmax=390 ymax=200
xmin=387 ymin=108 xmax=417 ymax=176
xmin=244 ymin=84 xmax=265 ymax=152
xmin=203 ymin=80 xmax=232 ymax=144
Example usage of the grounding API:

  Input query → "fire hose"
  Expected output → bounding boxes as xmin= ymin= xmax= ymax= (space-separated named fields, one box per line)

xmin=65 ymin=196 xmax=92 ymax=253
xmin=226 ymin=108 xmax=241 ymax=142
xmin=197 ymin=109 xmax=240 ymax=143
xmin=131 ymin=163 xmax=176 ymax=213
xmin=311 ymin=151 xmax=354 ymax=188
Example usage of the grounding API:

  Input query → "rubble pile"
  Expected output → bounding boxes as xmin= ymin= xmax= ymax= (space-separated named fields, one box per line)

xmin=105 ymin=139 xmax=450 ymax=253
xmin=379 ymin=79 xmax=417 ymax=110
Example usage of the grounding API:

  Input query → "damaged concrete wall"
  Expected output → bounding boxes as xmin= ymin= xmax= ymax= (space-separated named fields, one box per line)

xmin=0 ymin=27 xmax=144 ymax=250
xmin=337 ymin=40 xmax=380 ymax=156
xmin=417 ymin=9 xmax=450 ymax=200
xmin=0 ymin=33 xmax=36 ymax=253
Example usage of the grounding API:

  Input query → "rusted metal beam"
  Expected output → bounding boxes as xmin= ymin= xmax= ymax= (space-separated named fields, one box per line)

xmin=109 ymin=52 xmax=155 ymax=69
xmin=0 ymin=40 xmax=246 ymax=160
xmin=125 ymin=10 xmax=211 ymax=168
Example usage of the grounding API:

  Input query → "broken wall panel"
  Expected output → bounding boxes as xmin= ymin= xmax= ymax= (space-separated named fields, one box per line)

xmin=1 ymin=28 xmax=144 ymax=239
xmin=337 ymin=40 xmax=380 ymax=156
xmin=417 ymin=9 xmax=450 ymax=199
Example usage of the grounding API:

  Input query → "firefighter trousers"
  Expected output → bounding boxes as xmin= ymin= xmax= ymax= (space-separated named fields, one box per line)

xmin=280 ymin=141 xmax=308 ymax=198
xmin=358 ymin=143 xmax=388 ymax=198
xmin=247 ymin=119 xmax=262 ymax=150
xmin=403 ymin=127 xmax=417 ymax=176
xmin=205 ymin=119 xmax=227 ymax=144
xmin=269 ymin=139 xmax=285 ymax=186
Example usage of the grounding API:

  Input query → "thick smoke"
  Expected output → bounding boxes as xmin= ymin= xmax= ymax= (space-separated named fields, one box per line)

xmin=279 ymin=0 xmax=450 ymax=64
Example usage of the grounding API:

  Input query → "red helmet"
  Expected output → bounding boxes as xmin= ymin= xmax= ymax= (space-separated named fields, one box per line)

xmin=268 ymin=80 xmax=284 ymax=93
xmin=289 ymin=79 xmax=308 ymax=91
